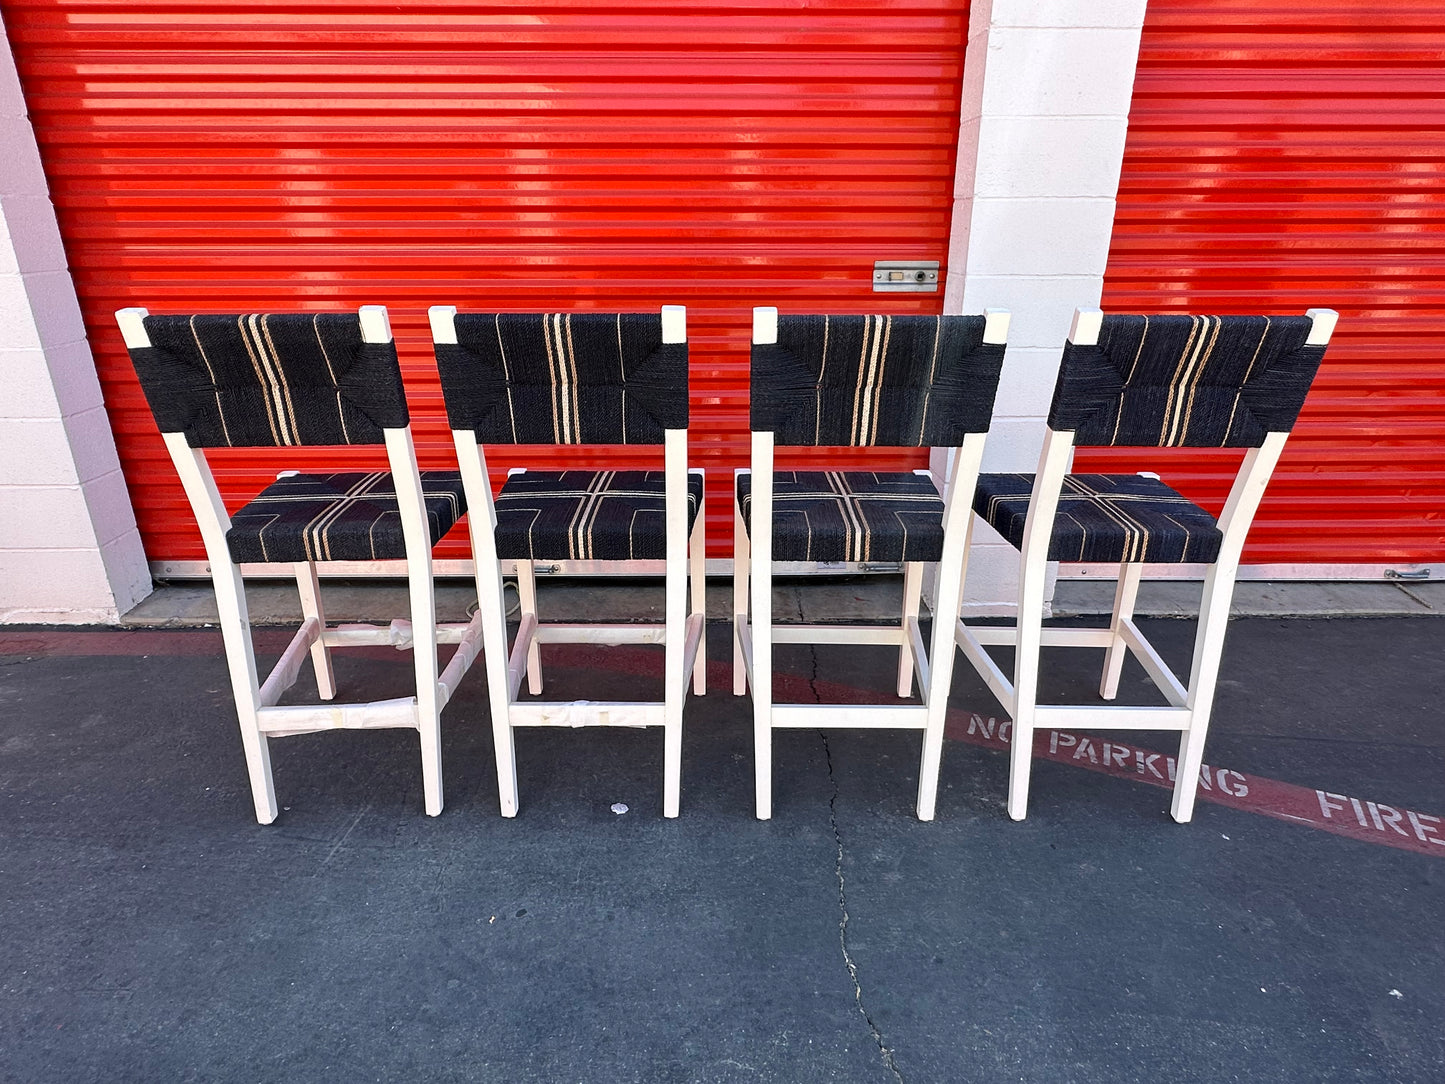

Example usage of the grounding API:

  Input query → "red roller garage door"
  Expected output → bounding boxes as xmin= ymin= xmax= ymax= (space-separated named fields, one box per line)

xmin=1 ymin=0 xmax=968 ymax=563
xmin=1092 ymin=0 xmax=1445 ymax=570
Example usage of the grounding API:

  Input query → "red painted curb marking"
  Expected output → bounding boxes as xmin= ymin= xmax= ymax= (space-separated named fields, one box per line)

xmin=5 ymin=630 xmax=1441 ymax=856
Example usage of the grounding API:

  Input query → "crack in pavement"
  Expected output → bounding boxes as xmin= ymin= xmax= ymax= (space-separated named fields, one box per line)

xmin=822 ymin=723 xmax=906 ymax=1084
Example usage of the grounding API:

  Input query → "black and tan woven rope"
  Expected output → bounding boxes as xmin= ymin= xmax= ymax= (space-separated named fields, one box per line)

xmin=492 ymin=469 xmax=704 ymax=561
xmin=1050 ymin=314 xmax=1325 ymax=448
xmin=434 ymin=313 xmax=688 ymax=445
xmin=975 ymin=472 xmax=1223 ymax=564
xmin=738 ymin=470 xmax=947 ymax=563
xmin=751 ymin=314 xmax=1003 ymax=447
xmin=127 ymin=314 xmax=408 ymax=448
xmin=226 ymin=470 xmax=467 ymax=564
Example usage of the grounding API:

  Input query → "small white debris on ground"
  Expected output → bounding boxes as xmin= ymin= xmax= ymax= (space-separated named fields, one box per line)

xmin=1389 ymin=989 xmax=1403 ymax=999
xmin=610 ymin=803 xmax=628 ymax=815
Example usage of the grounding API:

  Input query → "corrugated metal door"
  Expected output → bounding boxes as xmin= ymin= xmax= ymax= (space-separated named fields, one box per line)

xmin=1093 ymin=0 xmax=1445 ymax=568
xmin=2 ymin=0 xmax=968 ymax=562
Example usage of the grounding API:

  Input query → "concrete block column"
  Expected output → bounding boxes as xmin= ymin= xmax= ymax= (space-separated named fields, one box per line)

xmin=0 ymin=15 xmax=150 ymax=623
xmin=939 ymin=0 xmax=1147 ymax=611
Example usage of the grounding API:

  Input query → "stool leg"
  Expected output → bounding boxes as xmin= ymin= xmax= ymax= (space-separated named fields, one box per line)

xmin=690 ymin=481 xmax=707 ymax=696
xmin=750 ymin=437 xmax=774 ymax=820
xmin=213 ymin=559 xmax=277 ymax=824
xmin=1172 ymin=562 xmax=1237 ymax=823
xmin=1008 ymin=519 xmax=1053 ymax=823
xmin=515 ymin=560 xmax=543 ymax=695
xmin=732 ymin=497 xmax=750 ymax=697
xmin=897 ymin=562 xmax=923 ymax=697
xmin=917 ymin=495 xmax=975 ymax=820
xmin=476 ymin=557 xmax=519 ymax=818
xmin=406 ymin=551 xmax=443 ymax=817
xmin=294 ymin=561 xmax=336 ymax=700
xmin=1100 ymin=562 xmax=1142 ymax=700
xmin=1008 ymin=593 xmax=1044 ymax=822
xmin=662 ymin=430 xmax=688 ymax=817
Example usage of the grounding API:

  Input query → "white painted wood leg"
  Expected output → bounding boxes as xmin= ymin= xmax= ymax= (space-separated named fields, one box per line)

xmin=411 ymin=562 xmax=443 ymax=817
xmin=214 ymin=558 xmax=278 ymax=824
xmin=690 ymin=472 xmax=707 ymax=696
xmin=662 ymin=429 xmax=688 ymax=817
xmin=515 ymin=559 xmax=543 ymax=695
xmin=916 ymin=433 xmax=982 ymax=821
xmin=1100 ymin=562 xmax=1142 ymax=700
xmin=1172 ymin=563 xmax=1235 ymax=823
xmin=480 ymin=566 xmax=520 ymax=818
xmin=293 ymin=561 xmax=336 ymax=700
xmin=898 ymin=562 xmax=923 ymax=697
xmin=917 ymin=548 xmax=965 ymax=820
xmin=732 ymin=484 xmax=750 ymax=697
xmin=750 ymin=435 xmax=774 ymax=819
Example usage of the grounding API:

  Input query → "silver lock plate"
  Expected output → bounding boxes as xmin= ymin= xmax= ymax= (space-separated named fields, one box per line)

xmin=872 ymin=260 xmax=939 ymax=292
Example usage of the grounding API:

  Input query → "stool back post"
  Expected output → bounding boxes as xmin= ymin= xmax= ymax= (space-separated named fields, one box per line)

xmin=430 ymin=303 xmax=521 ymax=816
xmin=748 ymin=307 xmax=778 ymax=819
xmin=115 ymin=305 xmax=276 ymax=824
xmin=914 ymin=305 xmax=1010 ymax=819
xmin=1172 ymin=305 xmax=1338 ymax=821
xmin=660 ymin=305 xmax=690 ymax=814
xmin=356 ymin=305 xmax=443 ymax=816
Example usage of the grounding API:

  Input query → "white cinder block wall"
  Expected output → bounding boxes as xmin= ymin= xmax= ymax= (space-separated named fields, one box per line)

xmin=0 ymin=15 xmax=150 ymax=623
xmin=940 ymin=0 xmax=1148 ymax=613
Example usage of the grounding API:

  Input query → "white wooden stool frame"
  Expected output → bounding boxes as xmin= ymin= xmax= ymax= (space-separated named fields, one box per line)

xmin=115 ymin=304 xmax=482 ymax=824
xmin=955 ymin=306 xmax=1339 ymax=823
xmin=431 ymin=305 xmax=705 ymax=819
xmin=735 ymin=306 xmax=1010 ymax=820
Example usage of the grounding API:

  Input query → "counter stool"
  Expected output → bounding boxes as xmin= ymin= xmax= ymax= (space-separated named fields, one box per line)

xmin=956 ymin=306 xmax=1338 ymax=822
xmin=115 ymin=305 xmax=481 ymax=823
xmin=430 ymin=307 xmax=704 ymax=817
xmin=735 ymin=308 xmax=1009 ymax=819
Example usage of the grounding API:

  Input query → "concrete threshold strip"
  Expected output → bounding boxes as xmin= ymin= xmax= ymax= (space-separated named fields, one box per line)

xmin=3 ymin=629 xmax=1441 ymax=858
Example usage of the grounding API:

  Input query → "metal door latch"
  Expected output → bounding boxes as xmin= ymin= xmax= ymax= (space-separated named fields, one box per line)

xmin=873 ymin=261 xmax=939 ymax=292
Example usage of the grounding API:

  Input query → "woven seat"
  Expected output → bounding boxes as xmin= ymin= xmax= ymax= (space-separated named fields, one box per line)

xmin=974 ymin=472 xmax=1221 ymax=564
xmin=737 ymin=470 xmax=945 ymax=563
xmin=493 ymin=469 xmax=703 ymax=561
xmin=227 ymin=470 xmax=467 ymax=564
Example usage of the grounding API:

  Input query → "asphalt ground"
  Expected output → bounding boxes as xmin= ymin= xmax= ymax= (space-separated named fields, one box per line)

xmin=1 ymin=613 xmax=1441 ymax=1082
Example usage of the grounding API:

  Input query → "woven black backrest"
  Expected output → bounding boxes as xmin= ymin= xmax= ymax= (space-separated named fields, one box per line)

xmin=126 ymin=313 xmax=408 ymax=448
xmin=1049 ymin=314 xmax=1327 ymax=448
xmin=434 ymin=313 xmax=688 ymax=445
xmin=751 ymin=315 xmax=1003 ymax=447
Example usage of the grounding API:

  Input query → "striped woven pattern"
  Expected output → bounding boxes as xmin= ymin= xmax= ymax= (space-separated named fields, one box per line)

xmin=434 ymin=313 xmax=688 ymax=445
xmin=1049 ymin=315 xmax=1326 ymax=448
xmin=975 ymin=473 xmax=1223 ymax=564
xmin=225 ymin=471 xmax=467 ymax=564
xmin=751 ymin=314 xmax=1003 ymax=447
xmin=737 ymin=471 xmax=946 ymax=563
xmin=493 ymin=470 xmax=704 ymax=561
xmin=127 ymin=314 xmax=408 ymax=448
